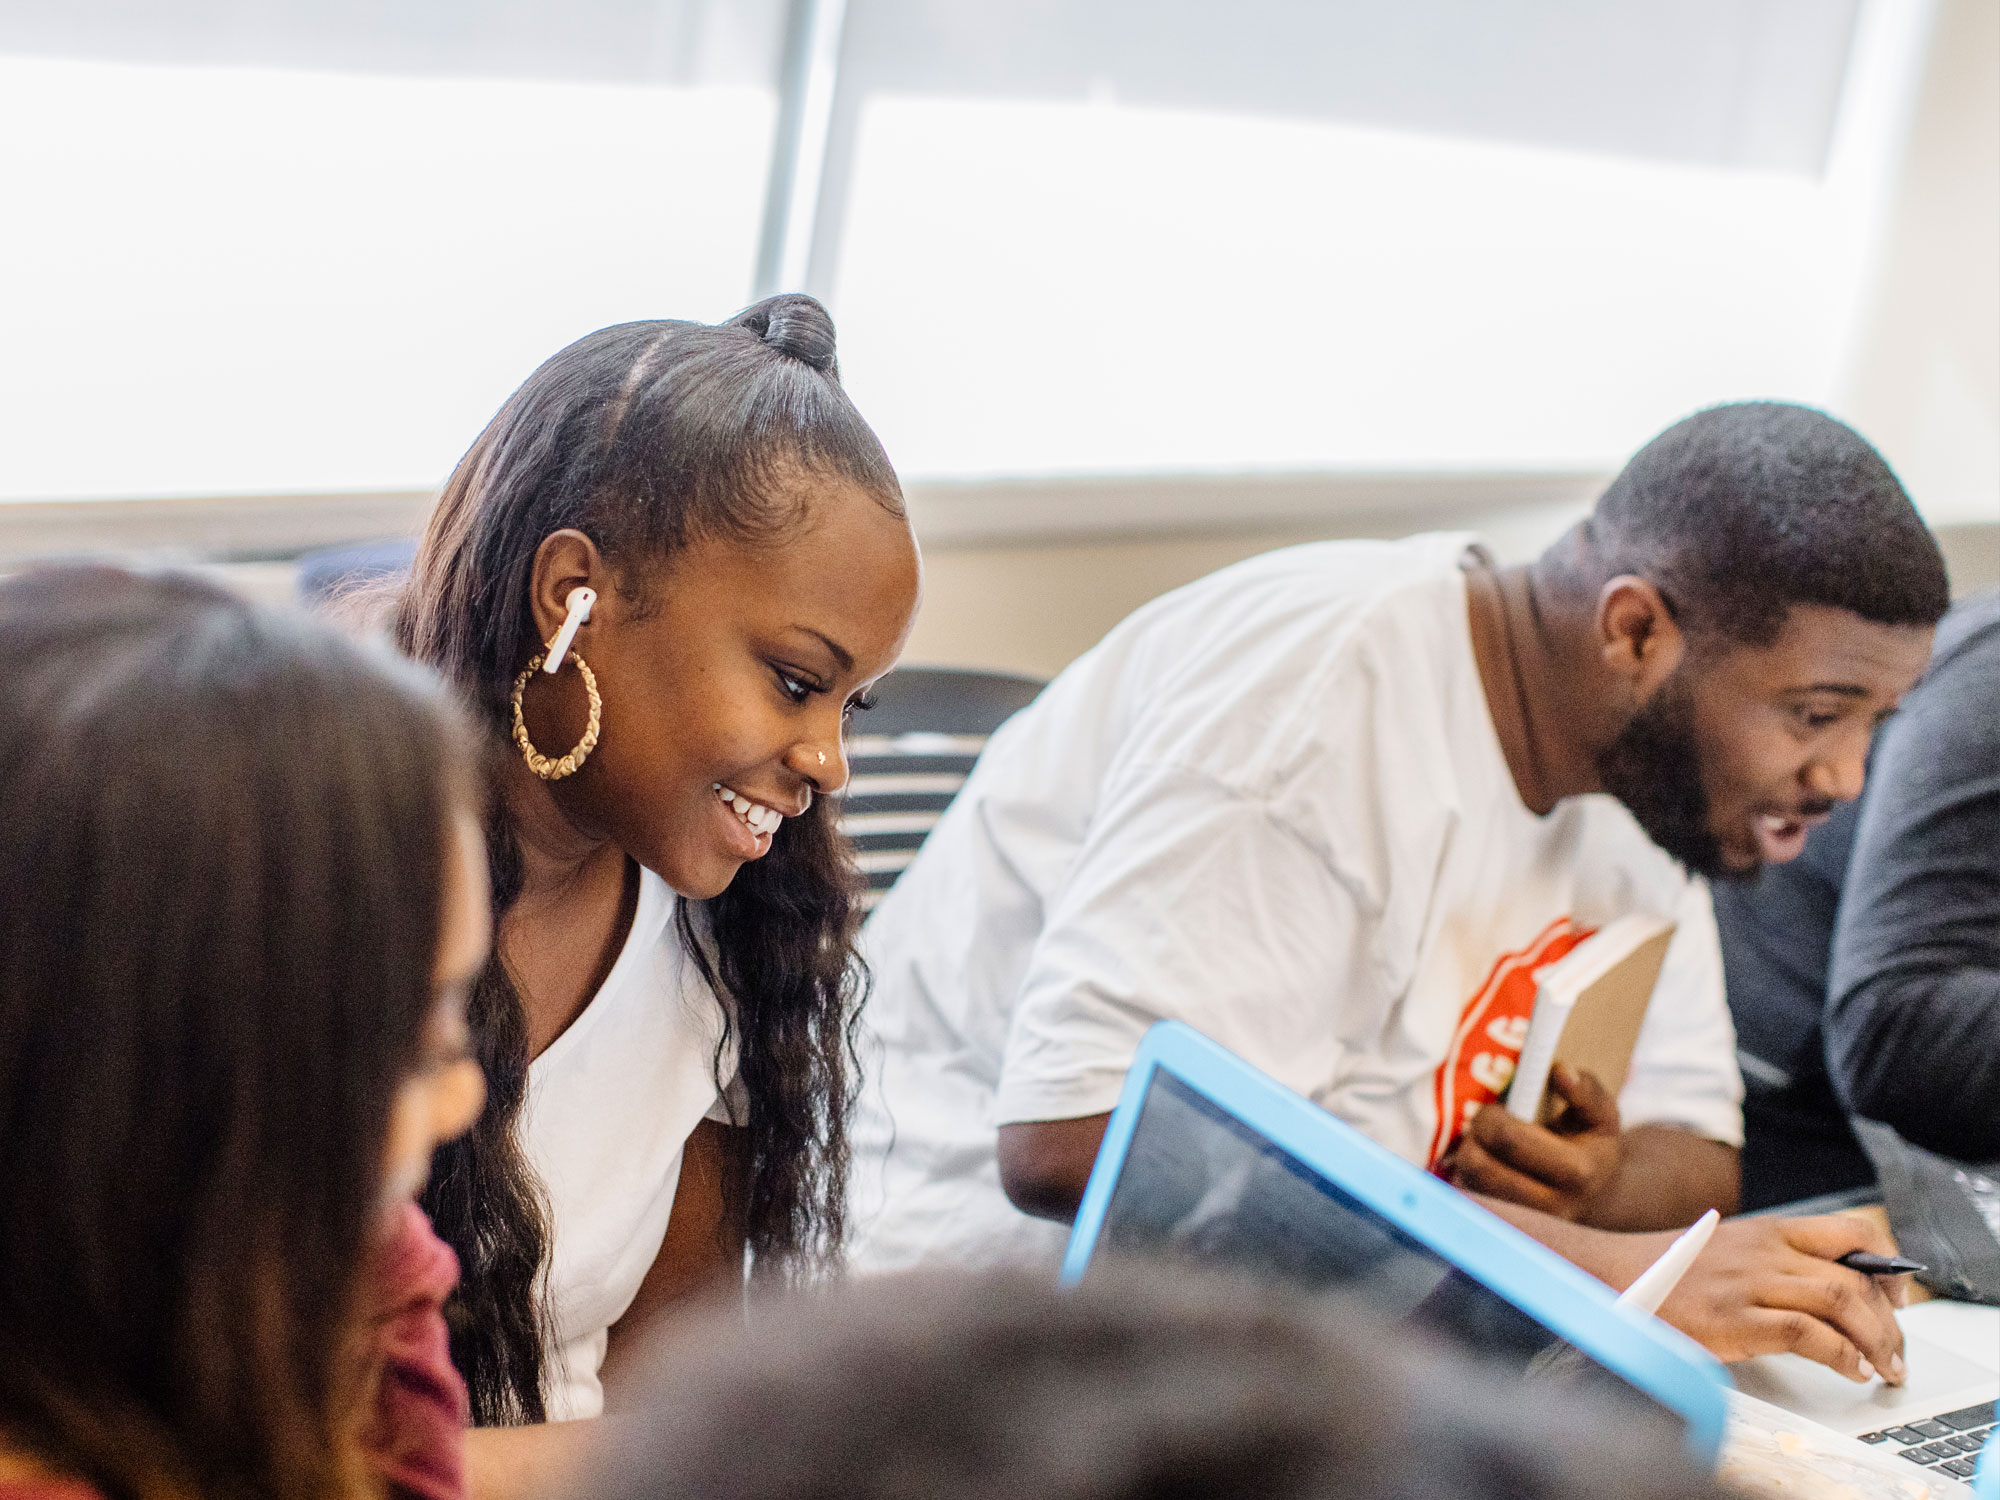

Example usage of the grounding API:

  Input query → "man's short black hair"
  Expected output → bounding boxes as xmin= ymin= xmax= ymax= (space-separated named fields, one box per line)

xmin=1588 ymin=402 xmax=1949 ymax=645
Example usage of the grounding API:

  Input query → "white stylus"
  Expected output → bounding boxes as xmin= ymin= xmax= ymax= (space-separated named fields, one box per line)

xmin=543 ymin=587 xmax=596 ymax=674
xmin=1616 ymin=1209 xmax=1721 ymax=1316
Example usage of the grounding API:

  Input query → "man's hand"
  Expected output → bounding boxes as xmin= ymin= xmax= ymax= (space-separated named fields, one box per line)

xmin=1647 ymin=1214 xmax=1909 ymax=1383
xmin=1445 ymin=1064 xmax=1622 ymax=1221
xmin=1482 ymin=1197 xmax=1911 ymax=1385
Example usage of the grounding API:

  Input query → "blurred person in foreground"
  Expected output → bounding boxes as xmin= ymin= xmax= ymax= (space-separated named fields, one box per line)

xmin=562 ymin=1268 xmax=1733 ymax=1500
xmin=0 ymin=569 xmax=488 ymax=1500
xmin=852 ymin=402 xmax=1948 ymax=1385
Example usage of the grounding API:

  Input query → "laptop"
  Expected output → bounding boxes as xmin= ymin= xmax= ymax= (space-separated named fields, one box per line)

xmin=1729 ymin=1298 xmax=1997 ymax=1485
xmin=1060 ymin=1020 xmax=1733 ymax=1463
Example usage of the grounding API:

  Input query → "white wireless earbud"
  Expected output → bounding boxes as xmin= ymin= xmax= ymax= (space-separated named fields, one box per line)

xmin=543 ymin=586 xmax=596 ymax=674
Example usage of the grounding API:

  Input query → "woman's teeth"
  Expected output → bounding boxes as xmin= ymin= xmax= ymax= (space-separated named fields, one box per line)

xmin=714 ymin=783 xmax=783 ymax=837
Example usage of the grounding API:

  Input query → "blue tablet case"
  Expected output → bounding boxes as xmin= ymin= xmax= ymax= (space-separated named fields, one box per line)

xmin=1060 ymin=1020 xmax=1733 ymax=1463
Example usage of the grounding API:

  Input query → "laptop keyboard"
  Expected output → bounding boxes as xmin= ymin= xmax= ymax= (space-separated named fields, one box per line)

xmin=1857 ymin=1402 xmax=1995 ymax=1481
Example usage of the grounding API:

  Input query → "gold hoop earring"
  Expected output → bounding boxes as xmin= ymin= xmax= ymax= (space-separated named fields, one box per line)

xmin=510 ymin=651 xmax=601 ymax=780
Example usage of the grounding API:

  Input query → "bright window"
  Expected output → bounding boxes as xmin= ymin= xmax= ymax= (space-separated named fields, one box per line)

xmin=826 ymin=0 xmax=1926 ymax=478
xmin=834 ymin=95 xmax=1860 ymax=477
xmin=0 ymin=56 xmax=772 ymax=501
xmin=0 ymin=0 xmax=1944 ymax=503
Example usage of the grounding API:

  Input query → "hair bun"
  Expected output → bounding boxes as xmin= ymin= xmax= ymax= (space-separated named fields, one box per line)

xmin=731 ymin=294 xmax=839 ymax=374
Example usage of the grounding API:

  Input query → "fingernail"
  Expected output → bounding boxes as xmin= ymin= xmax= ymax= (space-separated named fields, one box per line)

xmin=1856 ymin=1358 xmax=1876 ymax=1381
xmin=1889 ymin=1353 xmax=1906 ymax=1383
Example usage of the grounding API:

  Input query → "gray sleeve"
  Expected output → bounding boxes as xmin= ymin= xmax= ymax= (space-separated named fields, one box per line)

xmin=1824 ymin=594 xmax=2000 ymax=1159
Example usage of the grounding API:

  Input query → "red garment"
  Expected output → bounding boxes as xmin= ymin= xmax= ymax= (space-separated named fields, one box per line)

xmin=0 ymin=1202 xmax=468 ymax=1500
xmin=362 ymin=1201 xmax=471 ymax=1500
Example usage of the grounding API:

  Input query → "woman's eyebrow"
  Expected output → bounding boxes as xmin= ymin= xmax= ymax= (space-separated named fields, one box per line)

xmin=788 ymin=625 xmax=853 ymax=671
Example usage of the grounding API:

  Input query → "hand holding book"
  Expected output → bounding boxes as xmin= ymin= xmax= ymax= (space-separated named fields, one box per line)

xmin=1505 ymin=914 xmax=1678 ymax=1125
xmin=1444 ymin=1063 xmax=1625 ymax=1222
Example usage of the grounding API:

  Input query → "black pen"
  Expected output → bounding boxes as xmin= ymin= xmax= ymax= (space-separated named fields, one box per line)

xmin=1837 ymin=1251 xmax=1928 ymax=1275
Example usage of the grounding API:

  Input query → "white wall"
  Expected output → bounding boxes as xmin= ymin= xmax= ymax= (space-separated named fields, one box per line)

xmin=900 ymin=489 xmax=1593 ymax=679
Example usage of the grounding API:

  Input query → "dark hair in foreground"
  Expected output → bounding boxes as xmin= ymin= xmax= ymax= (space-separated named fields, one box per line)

xmin=568 ymin=1268 xmax=1732 ymax=1500
xmin=0 ymin=568 xmax=470 ymax=1500
xmin=1587 ymin=401 xmax=1949 ymax=645
xmin=395 ymin=293 xmax=904 ymax=1422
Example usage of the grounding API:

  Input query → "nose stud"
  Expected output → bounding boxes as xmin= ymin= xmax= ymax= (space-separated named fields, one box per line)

xmin=818 ymin=750 xmax=826 ymax=765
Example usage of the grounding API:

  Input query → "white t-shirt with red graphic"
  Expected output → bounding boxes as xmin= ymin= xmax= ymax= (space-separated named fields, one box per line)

xmin=847 ymin=533 xmax=1743 ymax=1272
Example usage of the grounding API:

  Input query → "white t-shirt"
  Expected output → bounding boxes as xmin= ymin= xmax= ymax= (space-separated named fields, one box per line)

xmin=522 ymin=865 xmax=739 ymax=1420
xmin=849 ymin=533 xmax=1743 ymax=1272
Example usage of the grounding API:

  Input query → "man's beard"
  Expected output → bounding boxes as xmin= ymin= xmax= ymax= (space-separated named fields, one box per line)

xmin=1593 ymin=674 xmax=1736 ymax=880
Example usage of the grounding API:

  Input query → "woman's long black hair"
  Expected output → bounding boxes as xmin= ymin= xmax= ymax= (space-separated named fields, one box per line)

xmin=0 ymin=567 xmax=472 ymax=1500
xmin=395 ymin=294 xmax=902 ymax=1424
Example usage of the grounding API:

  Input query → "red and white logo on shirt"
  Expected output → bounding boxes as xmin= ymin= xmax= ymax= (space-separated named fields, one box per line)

xmin=1425 ymin=916 xmax=1596 ymax=1168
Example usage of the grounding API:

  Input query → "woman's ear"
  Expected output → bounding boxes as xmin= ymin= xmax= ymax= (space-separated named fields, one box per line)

xmin=527 ymin=530 xmax=608 ymax=649
xmin=1596 ymin=575 xmax=1685 ymax=702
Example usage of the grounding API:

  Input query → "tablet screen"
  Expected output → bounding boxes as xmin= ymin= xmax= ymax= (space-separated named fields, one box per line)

xmin=1092 ymin=1069 xmax=1681 ymax=1428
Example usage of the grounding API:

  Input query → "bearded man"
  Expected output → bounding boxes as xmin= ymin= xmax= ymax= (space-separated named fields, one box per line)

xmin=850 ymin=402 xmax=1949 ymax=1387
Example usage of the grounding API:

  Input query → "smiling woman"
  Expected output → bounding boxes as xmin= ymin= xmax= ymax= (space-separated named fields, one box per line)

xmin=392 ymin=295 xmax=919 ymax=1492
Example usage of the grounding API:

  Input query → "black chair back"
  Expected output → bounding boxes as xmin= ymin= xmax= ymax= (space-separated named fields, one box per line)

xmin=840 ymin=667 xmax=1045 ymax=910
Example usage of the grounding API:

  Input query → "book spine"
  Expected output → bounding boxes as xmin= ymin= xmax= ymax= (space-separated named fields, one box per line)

xmin=1504 ymin=980 xmax=1575 ymax=1121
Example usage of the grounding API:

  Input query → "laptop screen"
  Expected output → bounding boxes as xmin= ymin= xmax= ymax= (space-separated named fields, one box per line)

xmin=1092 ymin=1068 xmax=1683 ymax=1429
